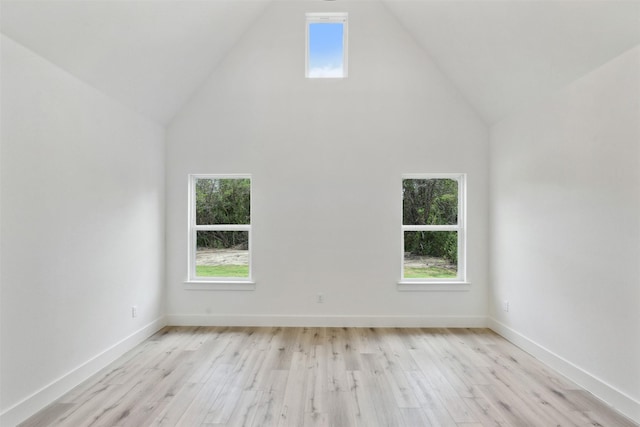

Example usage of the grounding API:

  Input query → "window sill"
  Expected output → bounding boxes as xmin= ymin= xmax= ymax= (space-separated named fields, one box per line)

xmin=184 ymin=281 xmax=256 ymax=291
xmin=397 ymin=281 xmax=470 ymax=292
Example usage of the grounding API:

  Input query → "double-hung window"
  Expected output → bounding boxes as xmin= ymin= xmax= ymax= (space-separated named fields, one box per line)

xmin=401 ymin=174 xmax=466 ymax=283
xmin=188 ymin=175 xmax=251 ymax=282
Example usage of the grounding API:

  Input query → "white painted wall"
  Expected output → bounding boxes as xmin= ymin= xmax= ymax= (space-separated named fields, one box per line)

xmin=0 ymin=35 xmax=166 ymax=425
xmin=490 ymin=46 xmax=640 ymax=421
xmin=166 ymin=1 xmax=489 ymax=325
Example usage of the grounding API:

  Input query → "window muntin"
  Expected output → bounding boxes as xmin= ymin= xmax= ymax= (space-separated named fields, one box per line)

xmin=402 ymin=175 xmax=465 ymax=282
xmin=306 ymin=13 xmax=348 ymax=78
xmin=189 ymin=175 xmax=251 ymax=281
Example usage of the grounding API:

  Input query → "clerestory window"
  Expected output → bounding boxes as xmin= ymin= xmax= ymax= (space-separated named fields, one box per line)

xmin=306 ymin=12 xmax=348 ymax=78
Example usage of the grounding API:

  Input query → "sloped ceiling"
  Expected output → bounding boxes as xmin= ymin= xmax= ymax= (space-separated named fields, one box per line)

xmin=1 ymin=0 xmax=639 ymax=125
xmin=383 ymin=0 xmax=640 ymax=123
xmin=0 ymin=0 xmax=272 ymax=124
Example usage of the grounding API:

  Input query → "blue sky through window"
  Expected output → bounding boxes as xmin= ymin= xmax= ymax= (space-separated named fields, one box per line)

xmin=308 ymin=22 xmax=344 ymax=78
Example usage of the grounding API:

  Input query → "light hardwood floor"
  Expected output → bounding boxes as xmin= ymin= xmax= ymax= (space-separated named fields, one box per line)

xmin=20 ymin=327 xmax=637 ymax=427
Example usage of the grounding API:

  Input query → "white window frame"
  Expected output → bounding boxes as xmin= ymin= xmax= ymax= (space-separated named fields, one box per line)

xmin=186 ymin=174 xmax=254 ymax=289
xmin=305 ymin=12 xmax=348 ymax=79
xmin=399 ymin=173 xmax=468 ymax=290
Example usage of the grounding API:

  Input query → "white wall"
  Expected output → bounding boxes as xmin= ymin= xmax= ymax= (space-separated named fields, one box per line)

xmin=0 ymin=35 xmax=166 ymax=425
xmin=166 ymin=1 xmax=489 ymax=325
xmin=490 ymin=46 xmax=640 ymax=421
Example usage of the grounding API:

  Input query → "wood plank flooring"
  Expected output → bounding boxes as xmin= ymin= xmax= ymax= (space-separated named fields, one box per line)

xmin=20 ymin=327 xmax=637 ymax=427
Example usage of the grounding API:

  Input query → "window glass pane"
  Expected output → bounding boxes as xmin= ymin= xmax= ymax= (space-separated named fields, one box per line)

xmin=404 ymin=231 xmax=457 ymax=279
xmin=402 ymin=179 xmax=458 ymax=225
xmin=195 ymin=178 xmax=250 ymax=225
xmin=308 ymin=22 xmax=344 ymax=78
xmin=196 ymin=231 xmax=249 ymax=278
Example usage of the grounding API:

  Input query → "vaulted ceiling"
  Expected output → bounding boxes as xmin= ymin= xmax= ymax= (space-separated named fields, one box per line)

xmin=1 ymin=0 xmax=272 ymax=124
xmin=384 ymin=0 xmax=640 ymax=123
xmin=2 ymin=0 xmax=639 ymax=125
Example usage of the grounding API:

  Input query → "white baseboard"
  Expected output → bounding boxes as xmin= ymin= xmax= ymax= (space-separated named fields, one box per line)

xmin=167 ymin=314 xmax=487 ymax=328
xmin=488 ymin=317 xmax=640 ymax=424
xmin=0 ymin=316 xmax=167 ymax=427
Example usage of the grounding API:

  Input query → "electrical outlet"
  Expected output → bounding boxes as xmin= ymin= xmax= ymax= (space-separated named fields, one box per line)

xmin=502 ymin=300 xmax=509 ymax=312
xmin=316 ymin=293 xmax=325 ymax=303
xmin=132 ymin=306 xmax=138 ymax=318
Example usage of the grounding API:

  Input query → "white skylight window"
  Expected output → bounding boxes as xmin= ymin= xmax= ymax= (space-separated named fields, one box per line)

xmin=306 ymin=13 xmax=348 ymax=78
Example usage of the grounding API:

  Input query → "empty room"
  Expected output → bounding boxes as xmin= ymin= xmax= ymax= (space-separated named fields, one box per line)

xmin=1 ymin=0 xmax=639 ymax=426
